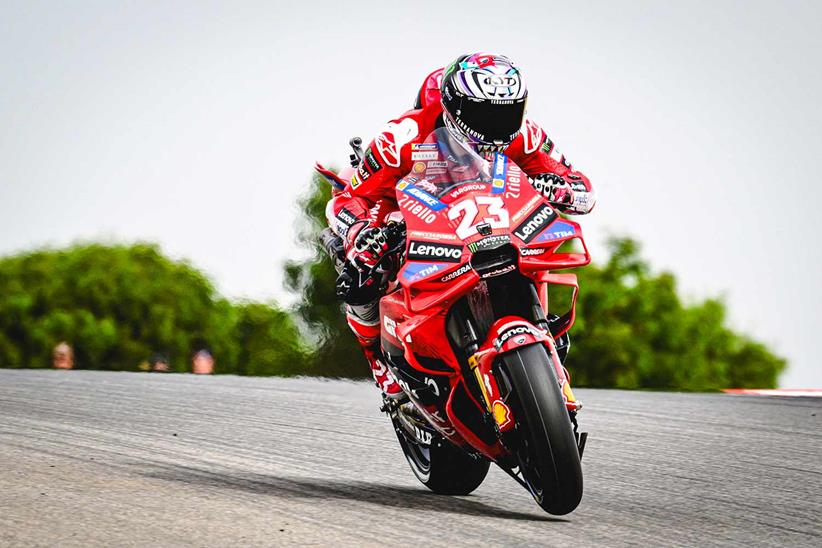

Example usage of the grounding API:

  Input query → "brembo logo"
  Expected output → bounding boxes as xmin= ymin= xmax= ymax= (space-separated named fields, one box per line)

xmin=408 ymin=241 xmax=463 ymax=263
xmin=513 ymin=204 xmax=556 ymax=243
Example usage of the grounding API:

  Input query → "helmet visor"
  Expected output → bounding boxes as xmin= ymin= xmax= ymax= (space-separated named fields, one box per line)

xmin=455 ymin=97 xmax=526 ymax=144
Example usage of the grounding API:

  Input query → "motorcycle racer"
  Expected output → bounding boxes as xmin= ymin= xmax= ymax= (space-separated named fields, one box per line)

xmin=324 ymin=52 xmax=596 ymax=397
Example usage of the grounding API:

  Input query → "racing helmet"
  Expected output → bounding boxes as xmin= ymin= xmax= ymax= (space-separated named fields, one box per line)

xmin=441 ymin=53 xmax=528 ymax=149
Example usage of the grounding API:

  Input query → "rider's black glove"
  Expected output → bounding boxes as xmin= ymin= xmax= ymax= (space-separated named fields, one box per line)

xmin=348 ymin=226 xmax=389 ymax=273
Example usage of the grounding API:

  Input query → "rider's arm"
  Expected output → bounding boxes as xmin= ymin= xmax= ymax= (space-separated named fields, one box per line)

xmin=506 ymin=119 xmax=596 ymax=214
xmin=332 ymin=116 xmax=422 ymax=247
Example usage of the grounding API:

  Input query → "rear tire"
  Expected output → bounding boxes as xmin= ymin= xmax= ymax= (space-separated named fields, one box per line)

xmin=394 ymin=422 xmax=490 ymax=496
xmin=500 ymin=343 xmax=583 ymax=515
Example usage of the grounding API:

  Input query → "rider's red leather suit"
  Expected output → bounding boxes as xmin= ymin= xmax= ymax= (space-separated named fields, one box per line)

xmin=331 ymin=68 xmax=596 ymax=250
xmin=327 ymin=68 xmax=596 ymax=395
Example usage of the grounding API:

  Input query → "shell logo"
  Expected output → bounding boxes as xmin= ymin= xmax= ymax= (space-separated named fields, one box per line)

xmin=492 ymin=401 xmax=512 ymax=428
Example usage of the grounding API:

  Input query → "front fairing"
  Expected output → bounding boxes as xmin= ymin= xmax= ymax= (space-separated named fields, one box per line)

xmin=394 ymin=127 xmax=589 ymax=312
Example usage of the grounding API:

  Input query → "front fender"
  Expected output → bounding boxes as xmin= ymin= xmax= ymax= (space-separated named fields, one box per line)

xmin=469 ymin=317 xmax=578 ymax=431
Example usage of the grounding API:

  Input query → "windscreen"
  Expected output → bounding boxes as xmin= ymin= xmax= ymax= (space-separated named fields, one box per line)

xmin=403 ymin=128 xmax=494 ymax=198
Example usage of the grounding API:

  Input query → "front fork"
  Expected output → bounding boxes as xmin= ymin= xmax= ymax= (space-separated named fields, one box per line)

xmin=446 ymin=280 xmax=586 ymax=457
xmin=467 ymin=325 xmax=586 ymax=460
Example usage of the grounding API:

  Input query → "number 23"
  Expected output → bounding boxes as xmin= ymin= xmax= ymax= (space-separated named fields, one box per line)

xmin=448 ymin=196 xmax=510 ymax=239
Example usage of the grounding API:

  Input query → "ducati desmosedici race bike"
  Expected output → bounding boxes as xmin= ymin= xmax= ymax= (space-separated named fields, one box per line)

xmin=321 ymin=128 xmax=590 ymax=515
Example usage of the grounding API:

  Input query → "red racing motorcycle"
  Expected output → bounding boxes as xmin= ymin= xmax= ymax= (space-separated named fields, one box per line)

xmin=330 ymin=128 xmax=589 ymax=515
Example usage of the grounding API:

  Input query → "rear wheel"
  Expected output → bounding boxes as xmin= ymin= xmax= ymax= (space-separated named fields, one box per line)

xmin=499 ymin=343 xmax=583 ymax=515
xmin=393 ymin=418 xmax=489 ymax=496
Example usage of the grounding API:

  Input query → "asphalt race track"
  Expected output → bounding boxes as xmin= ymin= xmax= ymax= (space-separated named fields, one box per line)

xmin=1 ymin=370 xmax=820 ymax=547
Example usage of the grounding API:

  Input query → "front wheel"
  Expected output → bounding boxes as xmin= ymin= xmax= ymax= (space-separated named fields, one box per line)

xmin=393 ymin=418 xmax=490 ymax=496
xmin=499 ymin=343 xmax=583 ymax=515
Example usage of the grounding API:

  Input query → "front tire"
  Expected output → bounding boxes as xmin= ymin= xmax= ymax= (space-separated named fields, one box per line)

xmin=393 ymin=421 xmax=490 ymax=496
xmin=499 ymin=343 xmax=583 ymax=515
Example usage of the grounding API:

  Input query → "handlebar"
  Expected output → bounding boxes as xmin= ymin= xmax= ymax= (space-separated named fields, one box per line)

xmin=381 ymin=221 xmax=407 ymax=251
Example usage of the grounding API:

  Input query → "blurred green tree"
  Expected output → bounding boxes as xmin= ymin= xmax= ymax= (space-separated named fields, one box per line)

xmin=284 ymin=173 xmax=366 ymax=377
xmin=284 ymin=178 xmax=786 ymax=389
xmin=0 ymin=243 xmax=306 ymax=374
xmin=233 ymin=302 xmax=307 ymax=376
xmin=550 ymin=238 xmax=786 ymax=390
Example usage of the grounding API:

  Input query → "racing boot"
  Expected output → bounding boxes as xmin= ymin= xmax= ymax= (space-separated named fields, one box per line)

xmin=346 ymin=306 xmax=404 ymax=399
xmin=362 ymin=343 xmax=404 ymax=399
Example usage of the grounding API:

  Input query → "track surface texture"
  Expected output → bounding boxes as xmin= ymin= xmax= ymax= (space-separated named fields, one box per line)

xmin=1 ymin=370 xmax=820 ymax=547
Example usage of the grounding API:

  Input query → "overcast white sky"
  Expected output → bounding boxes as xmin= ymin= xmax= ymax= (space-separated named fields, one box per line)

xmin=1 ymin=0 xmax=820 ymax=387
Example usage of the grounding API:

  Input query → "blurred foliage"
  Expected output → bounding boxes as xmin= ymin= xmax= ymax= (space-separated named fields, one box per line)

xmin=233 ymin=302 xmax=307 ymax=376
xmin=0 ymin=243 xmax=307 ymax=374
xmin=286 ymin=176 xmax=786 ymax=389
xmin=549 ymin=238 xmax=785 ymax=390
xmin=284 ymin=173 xmax=366 ymax=377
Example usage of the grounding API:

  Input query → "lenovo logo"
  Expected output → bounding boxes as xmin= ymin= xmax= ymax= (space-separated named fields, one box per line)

xmin=513 ymin=204 xmax=556 ymax=243
xmin=407 ymin=241 xmax=463 ymax=263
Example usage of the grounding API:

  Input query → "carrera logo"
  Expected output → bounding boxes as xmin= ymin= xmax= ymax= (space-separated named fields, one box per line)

xmin=440 ymin=263 xmax=471 ymax=282
xmin=408 ymin=241 xmax=463 ymax=263
xmin=513 ymin=204 xmax=556 ymax=243
xmin=520 ymin=247 xmax=547 ymax=256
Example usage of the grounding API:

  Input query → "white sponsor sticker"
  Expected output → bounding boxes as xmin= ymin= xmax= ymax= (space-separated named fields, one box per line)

xmin=411 ymin=151 xmax=438 ymax=161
